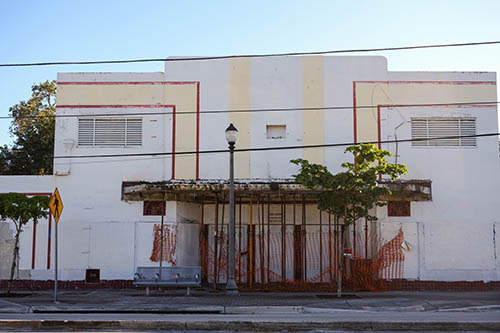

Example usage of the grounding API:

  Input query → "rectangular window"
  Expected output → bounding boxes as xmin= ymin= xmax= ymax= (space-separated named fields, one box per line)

xmin=411 ymin=117 xmax=476 ymax=147
xmin=266 ymin=125 xmax=286 ymax=139
xmin=78 ymin=118 xmax=142 ymax=147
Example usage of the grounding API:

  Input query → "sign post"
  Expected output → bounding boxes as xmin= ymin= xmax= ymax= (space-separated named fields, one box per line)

xmin=49 ymin=188 xmax=63 ymax=303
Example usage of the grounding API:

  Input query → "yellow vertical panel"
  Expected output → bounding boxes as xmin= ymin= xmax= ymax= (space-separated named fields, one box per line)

xmin=355 ymin=83 xmax=390 ymax=143
xmin=355 ymin=83 xmax=496 ymax=143
xmin=302 ymin=56 xmax=324 ymax=164
xmin=165 ymin=85 xmax=198 ymax=180
xmin=57 ymin=85 xmax=164 ymax=105
xmin=229 ymin=58 xmax=251 ymax=179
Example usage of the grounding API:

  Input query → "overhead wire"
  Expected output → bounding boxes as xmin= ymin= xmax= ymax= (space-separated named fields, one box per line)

xmin=0 ymin=100 xmax=498 ymax=120
xmin=0 ymin=40 xmax=499 ymax=68
xmin=50 ymin=132 xmax=500 ymax=160
xmin=0 ymin=40 xmax=498 ymax=163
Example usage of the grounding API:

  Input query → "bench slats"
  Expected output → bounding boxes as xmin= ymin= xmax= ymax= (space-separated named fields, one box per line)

xmin=133 ymin=266 xmax=201 ymax=294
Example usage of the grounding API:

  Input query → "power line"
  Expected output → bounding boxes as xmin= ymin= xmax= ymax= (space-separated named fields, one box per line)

xmin=52 ymin=132 xmax=500 ymax=160
xmin=0 ymin=101 xmax=498 ymax=120
xmin=1 ymin=40 xmax=500 ymax=68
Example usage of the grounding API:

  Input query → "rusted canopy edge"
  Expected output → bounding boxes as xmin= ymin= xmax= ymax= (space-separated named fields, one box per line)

xmin=122 ymin=179 xmax=432 ymax=203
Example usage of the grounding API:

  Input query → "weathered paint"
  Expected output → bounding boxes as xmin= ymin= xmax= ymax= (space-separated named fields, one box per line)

xmin=57 ymin=81 xmax=200 ymax=180
xmin=0 ymin=57 xmax=498 ymax=283
xmin=302 ymin=56 xmax=324 ymax=164
xmin=354 ymin=81 xmax=496 ymax=143
xmin=164 ymin=84 xmax=198 ymax=179
xmin=229 ymin=58 xmax=251 ymax=179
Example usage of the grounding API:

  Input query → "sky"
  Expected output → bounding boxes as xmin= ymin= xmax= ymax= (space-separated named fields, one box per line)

xmin=1 ymin=0 xmax=499 ymax=146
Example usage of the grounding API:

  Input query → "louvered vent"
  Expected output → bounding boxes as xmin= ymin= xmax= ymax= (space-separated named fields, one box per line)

xmin=459 ymin=119 xmax=476 ymax=147
xmin=78 ymin=118 xmax=142 ymax=147
xmin=78 ymin=119 xmax=95 ymax=146
xmin=126 ymin=119 xmax=142 ymax=146
xmin=410 ymin=119 xmax=428 ymax=147
xmin=411 ymin=118 xmax=476 ymax=147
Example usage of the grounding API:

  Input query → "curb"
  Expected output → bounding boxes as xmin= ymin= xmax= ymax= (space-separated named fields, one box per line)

xmin=30 ymin=306 xmax=224 ymax=314
xmin=30 ymin=305 xmax=305 ymax=315
xmin=16 ymin=304 xmax=500 ymax=315
xmin=1 ymin=319 xmax=499 ymax=331
xmin=224 ymin=306 xmax=303 ymax=314
xmin=437 ymin=304 xmax=500 ymax=312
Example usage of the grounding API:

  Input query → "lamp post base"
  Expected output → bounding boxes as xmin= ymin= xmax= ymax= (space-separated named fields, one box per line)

xmin=225 ymin=279 xmax=239 ymax=295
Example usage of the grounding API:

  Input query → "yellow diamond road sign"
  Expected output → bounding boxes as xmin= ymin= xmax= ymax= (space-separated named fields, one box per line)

xmin=49 ymin=188 xmax=63 ymax=223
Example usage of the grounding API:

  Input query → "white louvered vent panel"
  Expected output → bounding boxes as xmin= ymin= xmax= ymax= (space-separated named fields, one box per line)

xmin=411 ymin=117 xmax=476 ymax=148
xmin=428 ymin=119 xmax=459 ymax=147
xmin=459 ymin=119 xmax=476 ymax=147
xmin=126 ymin=119 xmax=142 ymax=146
xmin=95 ymin=119 xmax=126 ymax=146
xmin=78 ymin=119 xmax=95 ymax=146
xmin=78 ymin=118 xmax=142 ymax=147
xmin=411 ymin=119 xmax=428 ymax=146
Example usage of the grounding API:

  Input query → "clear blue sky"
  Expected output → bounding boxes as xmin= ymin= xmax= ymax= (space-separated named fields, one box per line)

xmin=1 ymin=0 xmax=499 ymax=146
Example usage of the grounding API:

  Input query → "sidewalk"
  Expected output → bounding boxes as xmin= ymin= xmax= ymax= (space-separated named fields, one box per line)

xmin=1 ymin=289 xmax=499 ymax=331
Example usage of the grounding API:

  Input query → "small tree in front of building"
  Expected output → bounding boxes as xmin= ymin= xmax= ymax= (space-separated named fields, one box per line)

xmin=291 ymin=143 xmax=407 ymax=297
xmin=0 ymin=193 xmax=50 ymax=293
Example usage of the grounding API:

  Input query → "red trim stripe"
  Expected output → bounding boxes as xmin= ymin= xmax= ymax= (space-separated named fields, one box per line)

xmin=172 ymin=106 xmax=176 ymax=179
xmin=377 ymin=105 xmax=382 ymax=181
xmin=352 ymin=80 xmax=497 ymax=148
xmin=196 ymin=82 xmax=200 ymax=180
xmin=377 ymin=103 xmax=493 ymax=163
xmin=58 ymin=81 xmax=199 ymax=85
xmin=13 ymin=193 xmax=52 ymax=196
xmin=380 ymin=104 xmax=497 ymax=109
xmin=57 ymin=81 xmax=201 ymax=180
xmin=47 ymin=214 xmax=52 ymax=269
xmin=2 ymin=193 xmax=52 ymax=270
xmin=32 ymin=218 xmax=37 ymax=269
xmin=353 ymin=81 xmax=357 ymax=144
xmin=57 ymin=105 xmax=175 ymax=109
xmin=377 ymin=105 xmax=381 ymax=150
xmin=355 ymin=80 xmax=496 ymax=85
xmin=20 ymin=192 xmax=51 ymax=269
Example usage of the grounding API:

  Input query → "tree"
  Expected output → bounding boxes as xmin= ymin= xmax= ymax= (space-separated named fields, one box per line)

xmin=0 ymin=80 xmax=56 ymax=175
xmin=291 ymin=143 xmax=408 ymax=296
xmin=0 ymin=193 xmax=50 ymax=293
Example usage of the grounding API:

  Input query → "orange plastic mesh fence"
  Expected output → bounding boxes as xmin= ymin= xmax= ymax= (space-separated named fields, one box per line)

xmin=150 ymin=224 xmax=177 ymax=265
xmin=350 ymin=228 xmax=405 ymax=290
xmin=201 ymin=227 xmax=405 ymax=291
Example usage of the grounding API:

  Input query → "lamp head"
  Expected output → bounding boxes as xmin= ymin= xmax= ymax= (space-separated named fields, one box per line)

xmin=225 ymin=123 xmax=238 ymax=144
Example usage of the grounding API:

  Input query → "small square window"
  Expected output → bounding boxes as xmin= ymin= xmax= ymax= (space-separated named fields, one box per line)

xmin=266 ymin=125 xmax=286 ymax=139
xmin=143 ymin=201 xmax=166 ymax=216
xmin=388 ymin=201 xmax=411 ymax=217
xmin=85 ymin=269 xmax=100 ymax=283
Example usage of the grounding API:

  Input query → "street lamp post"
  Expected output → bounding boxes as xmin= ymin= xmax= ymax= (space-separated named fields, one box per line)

xmin=225 ymin=123 xmax=239 ymax=295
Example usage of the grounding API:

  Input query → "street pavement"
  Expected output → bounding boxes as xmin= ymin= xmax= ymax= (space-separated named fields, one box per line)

xmin=0 ymin=289 xmax=499 ymax=331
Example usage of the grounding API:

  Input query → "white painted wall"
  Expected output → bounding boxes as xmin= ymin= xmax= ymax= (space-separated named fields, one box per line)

xmin=379 ymin=104 xmax=500 ymax=281
xmin=0 ymin=57 xmax=498 ymax=283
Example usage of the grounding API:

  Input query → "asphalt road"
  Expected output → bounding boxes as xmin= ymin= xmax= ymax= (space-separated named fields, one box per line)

xmin=1 ymin=310 xmax=500 ymax=331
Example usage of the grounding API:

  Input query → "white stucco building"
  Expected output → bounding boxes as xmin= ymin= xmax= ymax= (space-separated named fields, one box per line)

xmin=1 ymin=55 xmax=499 ymax=289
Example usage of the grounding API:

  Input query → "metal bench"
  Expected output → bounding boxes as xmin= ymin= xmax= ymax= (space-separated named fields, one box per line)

xmin=133 ymin=266 xmax=201 ymax=295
